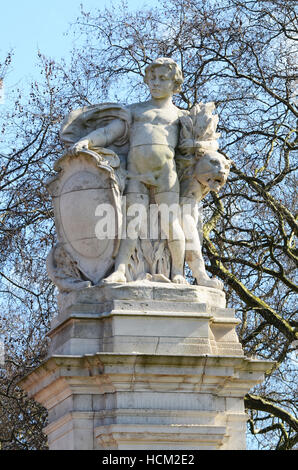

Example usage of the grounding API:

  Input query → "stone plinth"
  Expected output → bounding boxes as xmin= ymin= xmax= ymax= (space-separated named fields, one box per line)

xmin=19 ymin=283 xmax=274 ymax=450
xmin=48 ymin=282 xmax=243 ymax=357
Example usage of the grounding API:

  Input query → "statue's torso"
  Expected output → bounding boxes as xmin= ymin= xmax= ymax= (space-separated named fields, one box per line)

xmin=128 ymin=101 xmax=182 ymax=148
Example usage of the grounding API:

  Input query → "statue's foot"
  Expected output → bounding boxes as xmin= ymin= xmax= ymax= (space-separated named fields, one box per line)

xmin=152 ymin=273 xmax=171 ymax=283
xmin=103 ymin=271 xmax=127 ymax=283
xmin=172 ymin=274 xmax=188 ymax=285
xmin=136 ymin=272 xmax=153 ymax=281
xmin=196 ymin=275 xmax=223 ymax=290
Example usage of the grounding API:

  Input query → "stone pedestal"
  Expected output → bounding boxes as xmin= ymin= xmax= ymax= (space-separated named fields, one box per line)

xmin=20 ymin=282 xmax=273 ymax=450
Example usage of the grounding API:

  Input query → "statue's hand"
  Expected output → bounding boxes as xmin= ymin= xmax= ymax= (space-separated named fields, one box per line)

xmin=69 ymin=139 xmax=89 ymax=156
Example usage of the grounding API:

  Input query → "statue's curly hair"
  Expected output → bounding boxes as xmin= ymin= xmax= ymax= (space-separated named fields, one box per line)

xmin=144 ymin=57 xmax=183 ymax=93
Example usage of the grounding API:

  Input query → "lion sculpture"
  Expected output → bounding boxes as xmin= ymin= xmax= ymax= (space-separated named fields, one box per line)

xmin=178 ymin=150 xmax=231 ymax=290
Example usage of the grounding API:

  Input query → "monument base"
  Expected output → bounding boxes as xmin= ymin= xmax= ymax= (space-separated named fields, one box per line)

xmin=19 ymin=282 xmax=274 ymax=450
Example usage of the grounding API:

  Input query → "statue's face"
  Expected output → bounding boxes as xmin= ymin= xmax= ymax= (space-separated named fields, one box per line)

xmin=146 ymin=65 xmax=175 ymax=99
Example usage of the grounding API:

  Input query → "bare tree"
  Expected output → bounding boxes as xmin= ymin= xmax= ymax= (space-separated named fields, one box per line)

xmin=0 ymin=0 xmax=297 ymax=449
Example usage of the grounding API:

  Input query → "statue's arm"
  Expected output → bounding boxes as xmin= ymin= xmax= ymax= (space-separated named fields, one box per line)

xmin=71 ymin=119 xmax=126 ymax=154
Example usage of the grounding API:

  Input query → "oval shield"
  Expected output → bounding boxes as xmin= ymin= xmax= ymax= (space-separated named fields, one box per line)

xmin=47 ymin=150 xmax=122 ymax=285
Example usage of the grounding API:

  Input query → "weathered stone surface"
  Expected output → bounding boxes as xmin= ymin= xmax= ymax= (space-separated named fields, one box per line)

xmin=56 ymin=282 xmax=226 ymax=317
xmin=19 ymin=280 xmax=274 ymax=450
xmin=19 ymin=353 xmax=274 ymax=450
xmin=47 ymin=283 xmax=242 ymax=358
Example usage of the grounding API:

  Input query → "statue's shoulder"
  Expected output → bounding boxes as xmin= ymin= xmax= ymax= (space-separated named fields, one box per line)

xmin=126 ymin=101 xmax=149 ymax=114
xmin=60 ymin=102 xmax=132 ymax=148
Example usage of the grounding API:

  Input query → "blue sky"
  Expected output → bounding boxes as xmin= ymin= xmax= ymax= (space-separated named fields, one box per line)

xmin=0 ymin=0 xmax=158 ymax=91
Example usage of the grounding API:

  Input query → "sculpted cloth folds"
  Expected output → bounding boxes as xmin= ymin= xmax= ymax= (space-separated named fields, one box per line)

xmin=60 ymin=103 xmax=132 ymax=153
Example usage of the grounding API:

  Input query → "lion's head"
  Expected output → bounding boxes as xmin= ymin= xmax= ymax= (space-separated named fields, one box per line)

xmin=194 ymin=151 xmax=230 ymax=193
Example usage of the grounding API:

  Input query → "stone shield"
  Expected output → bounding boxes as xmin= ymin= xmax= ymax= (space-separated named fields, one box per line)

xmin=47 ymin=150 xmax=122 ymax=285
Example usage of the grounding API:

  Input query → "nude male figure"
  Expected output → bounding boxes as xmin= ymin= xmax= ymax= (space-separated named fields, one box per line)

xmin=71 ymin=58 xmax=187 ymax=284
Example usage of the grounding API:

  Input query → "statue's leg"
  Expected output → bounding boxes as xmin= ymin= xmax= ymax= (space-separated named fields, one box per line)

xmin=182 ymin=208 xmax=205 ymax=266
xmin=104 ymin=183 xmax=149 ymax=283
xmin=182 ymin=208 xmax=223 ymax=290
xmin=154 ymin=190 xmax=187 ymax=285
xmin=187 ymin=254 xmax=223 ymax=290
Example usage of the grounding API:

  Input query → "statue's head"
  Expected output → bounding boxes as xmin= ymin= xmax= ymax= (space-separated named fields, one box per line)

xmin=144 ymin=57 xmax=183 ymax=95
xmin=194 ymin=151 xmax=231 ymax=193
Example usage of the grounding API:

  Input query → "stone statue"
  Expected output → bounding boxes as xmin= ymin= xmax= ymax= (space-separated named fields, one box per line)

xmin=23 ymin=60 xmax=273 ymax=456
xmin=46 ymin=57 xmax=230 ymax=292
